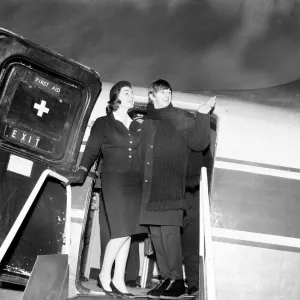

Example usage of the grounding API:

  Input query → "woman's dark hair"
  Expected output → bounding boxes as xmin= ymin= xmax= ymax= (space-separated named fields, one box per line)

xmin=106 ymin=80 xmax=132 ymax=114
xmin=148 ymin=79 xmax=172 ymax=103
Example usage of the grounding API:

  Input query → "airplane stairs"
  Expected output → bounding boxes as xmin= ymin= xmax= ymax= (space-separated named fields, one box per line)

xmin=68 ymin=167 xmax=215 ymax=300
xmin=0 ymin=170 xmax=72 ymax=300
xmin=0 ymin=168 xmax=214 ymax=300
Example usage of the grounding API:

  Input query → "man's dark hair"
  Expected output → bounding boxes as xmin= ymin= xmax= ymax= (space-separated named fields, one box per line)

xmin=148 ymin=79 xmax=172 ymax=101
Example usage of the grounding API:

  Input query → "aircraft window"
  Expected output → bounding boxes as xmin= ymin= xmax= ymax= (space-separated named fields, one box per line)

xmin=211 ymin=168 xmax=300 ymax=238
xmin=7 ymin=82 xmax=70 ymax=139
xmin=0 ymin=63 xmax=84 ymax=160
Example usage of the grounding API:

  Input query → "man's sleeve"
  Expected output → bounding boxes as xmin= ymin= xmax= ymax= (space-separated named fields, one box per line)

xmin=183 ymin=112 xmax=211 ymax=151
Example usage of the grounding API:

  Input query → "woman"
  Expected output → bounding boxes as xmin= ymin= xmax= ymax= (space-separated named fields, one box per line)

xmin=67 ymin=81 xmax=147 ymax=297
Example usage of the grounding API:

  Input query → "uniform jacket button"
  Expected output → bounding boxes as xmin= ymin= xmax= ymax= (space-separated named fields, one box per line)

xmin=129 ymin=155 xmax=132 ymax=158
xmin=150 ymin=145 xmax=153 ymax=148
xmin=147 ymin=162 xmax=151 ymax=165
xmin=145 ymin=179 xmax=149 ymax=183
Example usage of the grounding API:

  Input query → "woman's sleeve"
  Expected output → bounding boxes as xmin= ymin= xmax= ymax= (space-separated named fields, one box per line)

xmin=79 ymin=118 xmax=105 ymax=172
xmin=183 ymin=112 xmax=211 ymax=151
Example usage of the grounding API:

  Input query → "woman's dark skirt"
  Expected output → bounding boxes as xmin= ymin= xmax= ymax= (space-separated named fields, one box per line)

xmin=101 ymin=172 xmax=148 ymax=238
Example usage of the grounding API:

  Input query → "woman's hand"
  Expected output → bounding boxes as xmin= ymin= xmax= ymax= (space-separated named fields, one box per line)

xmin=197 ymin=96 xmax=216 ymax=114
xmin=63 ymin=168 xmax=87 ymax=187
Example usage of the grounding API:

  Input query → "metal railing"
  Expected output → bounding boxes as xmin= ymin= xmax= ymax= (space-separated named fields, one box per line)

xmin=199 ymin=167 xmax=217 ymax=300
xmin=0 ymin=169 xmax=71 ymax=262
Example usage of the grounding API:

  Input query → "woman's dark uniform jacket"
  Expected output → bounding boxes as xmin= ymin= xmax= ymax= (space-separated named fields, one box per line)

xmin=137 ymin=110 xmax=211 ymax=226
xmin=79 ymin=113 xmax=147 ymax=238
xmin=80 ymin=113 xmax=141 ymax=174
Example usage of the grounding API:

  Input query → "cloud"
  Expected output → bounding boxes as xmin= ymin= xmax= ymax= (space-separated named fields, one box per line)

xmin=0 ymin=0 xmax=300 ymax=90
xmin=195 ymin=0 xmax=300 ymax=89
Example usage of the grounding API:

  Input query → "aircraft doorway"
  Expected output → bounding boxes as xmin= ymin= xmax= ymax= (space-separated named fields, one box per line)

xmin=76 ymin=107 xmax=219 ymax=297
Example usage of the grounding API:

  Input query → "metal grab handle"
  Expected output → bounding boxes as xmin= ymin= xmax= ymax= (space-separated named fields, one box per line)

xmin=140 ymin=255 xmax=149 ymax=289
xmin=0 ymin=169 xmax=71 ymax=263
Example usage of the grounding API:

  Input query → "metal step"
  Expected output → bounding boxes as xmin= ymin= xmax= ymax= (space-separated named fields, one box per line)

xmin=21 ymin=254 xmax=68 ymax=300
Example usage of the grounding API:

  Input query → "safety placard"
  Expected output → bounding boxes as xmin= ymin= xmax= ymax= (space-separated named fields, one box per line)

xmin=6 ymin=127 xmax=41 ymax=148
xmin=7 ymin=154 xmax=33 ymax=177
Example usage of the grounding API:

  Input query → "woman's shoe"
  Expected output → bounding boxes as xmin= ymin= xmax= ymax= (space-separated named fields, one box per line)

xmin=96 ymin=277 xmax=102 ymax=289
xmin=110 ymin=281 xmax=135 ymax=298
xmin=97 ymin=277 xmax=116 ymax=297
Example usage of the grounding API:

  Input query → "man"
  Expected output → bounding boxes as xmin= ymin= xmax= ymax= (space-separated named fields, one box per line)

xmin=137 ymin=79 xmax=215 ymax=298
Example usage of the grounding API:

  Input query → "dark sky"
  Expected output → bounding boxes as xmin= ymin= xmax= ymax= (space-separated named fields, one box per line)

xmin=1 ymin=0 xmax=300 ymax=91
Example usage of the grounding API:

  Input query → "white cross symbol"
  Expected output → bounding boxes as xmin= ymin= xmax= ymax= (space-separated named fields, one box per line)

xmin=33 ymin=100 xmax=49 ymax=117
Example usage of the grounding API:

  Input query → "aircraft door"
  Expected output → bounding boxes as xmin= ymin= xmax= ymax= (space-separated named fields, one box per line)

xmin=0 ymin=29 xmax=102 ymax=285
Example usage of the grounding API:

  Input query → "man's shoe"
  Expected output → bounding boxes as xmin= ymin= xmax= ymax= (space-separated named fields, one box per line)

xmin=126 ymin=279 xmax=141 ymax=288
xmin=160 ymin=279 xmax=186 ymax=299
xmin=147 ymin=278 xmax=171 ymax=298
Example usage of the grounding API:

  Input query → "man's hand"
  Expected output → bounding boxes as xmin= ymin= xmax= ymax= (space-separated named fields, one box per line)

xmin=197 ymin=96 xmax=216 ymax=114
xmin=134 ymin=114 xmax=145 ymax=124
xmin=63 ymin=168 xmax=87 ymax=187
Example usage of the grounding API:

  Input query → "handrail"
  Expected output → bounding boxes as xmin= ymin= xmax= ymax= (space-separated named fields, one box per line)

xmin=140 ymin=251 xmax=149 ymax=288
xmin=199 ymin=167 xmax=217 ymax=300
xmin=0 ymin=169 xmax=71 ymax=262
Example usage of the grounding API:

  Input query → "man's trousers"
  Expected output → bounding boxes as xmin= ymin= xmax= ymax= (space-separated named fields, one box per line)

xmin=150 ymin=225 xmax=183 ymax=280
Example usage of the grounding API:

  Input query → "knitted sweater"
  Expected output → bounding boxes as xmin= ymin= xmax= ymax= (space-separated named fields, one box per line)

xmin=145 ymin=103 xmax=210 ymax=211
